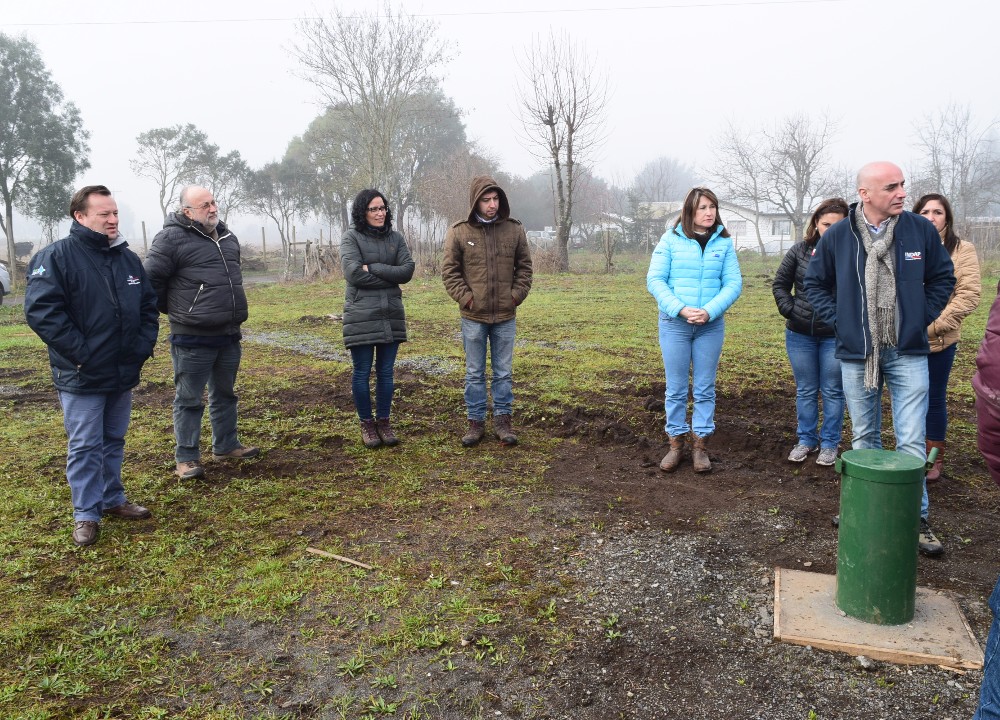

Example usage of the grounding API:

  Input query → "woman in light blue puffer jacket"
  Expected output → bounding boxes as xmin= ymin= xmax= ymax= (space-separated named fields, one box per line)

xmin=646 ymin=187 xmax=743 ymax=473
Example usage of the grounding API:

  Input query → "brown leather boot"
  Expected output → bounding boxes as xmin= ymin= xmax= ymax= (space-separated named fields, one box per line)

xmin=926 ymin=440 xmax=945 ymax=482
xmin=494 ymin=414 xmax=518 ymax=446
xmin=360 ymin=419 xmax=382 ymax=449
xmin=375 ymin=418 xmax=399 ymax=447
xmin=691 ymin=433 xmax=712 ymax=473
xmin=659 ymin=434 xmax=686 ymax=472
xmin=462 ymin=419 xmax=486 ymax=447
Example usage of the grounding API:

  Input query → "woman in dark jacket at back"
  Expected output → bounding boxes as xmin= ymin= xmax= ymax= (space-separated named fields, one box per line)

xmin=772 ymin=198 xmax=849 ymax=467
xmin=341 ymin=189 xmax=415 ymax=449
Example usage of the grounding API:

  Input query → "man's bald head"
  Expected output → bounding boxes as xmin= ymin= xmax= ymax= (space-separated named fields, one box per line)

xmin=857 ymin=161 xmax=907 ymax=226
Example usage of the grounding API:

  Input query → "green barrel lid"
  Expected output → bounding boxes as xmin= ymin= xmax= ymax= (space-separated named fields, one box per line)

xmin=837 ymin=448 xmax=926 ymax=484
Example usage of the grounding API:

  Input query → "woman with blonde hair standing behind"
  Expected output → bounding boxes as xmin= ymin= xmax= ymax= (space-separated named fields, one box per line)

xmin=913 ymin=193 xmax=981 ymax=480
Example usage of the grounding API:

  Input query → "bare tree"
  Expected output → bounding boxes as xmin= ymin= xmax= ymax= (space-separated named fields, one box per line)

xmin=294 ymin=1 xmax=450 ymax=223
xmin=517 ymin=30 xmax=608 ymax=271
xmin=711 ymin=122 xmax=770 ymax=254
xmin=634 ymin=156 xmax=696 ymax=203
xmin=911 ymin=103 xmax=1000 ymax=229
xmin=194 ymin=149 xmax=251 ymax=223
xmin=131 ymin=124 xmax=216 ymax=219
xmin=247 ymin=156 xmax=313 ymax=279
xmin=712 ymin=114 xmax=840 ymax=252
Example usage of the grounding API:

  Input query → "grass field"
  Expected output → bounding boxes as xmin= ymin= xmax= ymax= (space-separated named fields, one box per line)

xmin=0 ymin=253 xmax=996 ymax=719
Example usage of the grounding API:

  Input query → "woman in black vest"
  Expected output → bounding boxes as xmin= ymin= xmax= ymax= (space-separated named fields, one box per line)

xmin=341 ymin=189 xmax=415 ymax=449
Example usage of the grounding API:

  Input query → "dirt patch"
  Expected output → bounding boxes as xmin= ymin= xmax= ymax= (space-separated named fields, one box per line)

xmin=132 ymin=355 xmax=996 ymax=718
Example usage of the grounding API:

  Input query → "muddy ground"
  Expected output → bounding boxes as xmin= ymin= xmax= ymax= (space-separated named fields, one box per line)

xmin=122 ymin=352 xmax=1000 ymax=720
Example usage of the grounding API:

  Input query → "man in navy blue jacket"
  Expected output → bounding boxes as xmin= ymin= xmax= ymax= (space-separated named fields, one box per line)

xmin=25 ymin=186 xmax=160 ymax=546
xmin=803 ymin=161 xmax=954 ymax=556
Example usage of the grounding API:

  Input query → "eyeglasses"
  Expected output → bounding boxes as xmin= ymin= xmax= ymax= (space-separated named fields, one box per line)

xmin=367 ymin=206 xmax=388 ymax=214
xmin=184 ymin=200 xmax=218 ymax=211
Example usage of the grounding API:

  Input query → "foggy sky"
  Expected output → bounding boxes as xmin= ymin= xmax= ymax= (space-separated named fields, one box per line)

xmin=3 ymin=0 xmax=996 ymax=245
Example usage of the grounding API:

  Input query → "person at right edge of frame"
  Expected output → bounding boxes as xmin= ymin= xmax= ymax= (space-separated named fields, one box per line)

xmin=442 ymin=176 xmax=533 ymax=448
xmin=971 ymin=271 xmax=1000 ymax=720
xmin=802 ymin=161 xmax=954 ymax=557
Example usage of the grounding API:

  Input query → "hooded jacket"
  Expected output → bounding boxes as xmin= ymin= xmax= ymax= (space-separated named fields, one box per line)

xmin=974 ymin=279 xmax=1000 ymax=488
xmin=646 ymin=224 xmax=742 ymax=322
xmin=441 ymin=176 xmax=533 ymax=323
xmin=340 ymin=225 xmax=415 ymax=347
xmin=24 ymin=221 xmax=159 ymax=394
xmin=772 ymin=239 xmax=835 ymax=337
xmin=143 ymin=214 xmax=249 ymax=337
xmin=802 ymin=205 xmax=954 ymax=360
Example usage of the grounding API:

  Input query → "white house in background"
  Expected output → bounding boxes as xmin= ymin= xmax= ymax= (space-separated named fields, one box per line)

xmin=642 ymin=201 xmax=800 ymax=255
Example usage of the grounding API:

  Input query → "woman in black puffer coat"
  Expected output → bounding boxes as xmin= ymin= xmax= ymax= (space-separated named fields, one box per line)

xmin=341 ymin=189 xmax=415 ymax=449
xmin=772 ymin=198 xmax=848 ymax=467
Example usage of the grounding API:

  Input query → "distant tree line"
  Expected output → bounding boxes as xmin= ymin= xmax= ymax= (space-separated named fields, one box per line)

xmin=3 ymin=17 xmax=1000 ymax=285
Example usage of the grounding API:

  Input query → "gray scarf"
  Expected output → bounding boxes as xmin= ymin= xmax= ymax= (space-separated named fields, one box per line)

xmin=854 ymin=205 xmax=899 ymax=390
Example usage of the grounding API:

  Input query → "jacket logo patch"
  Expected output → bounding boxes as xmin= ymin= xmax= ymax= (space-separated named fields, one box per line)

xmin=127 ymin=275 xmax=141 ymax=285
xmin=31 ymin=265 xmax=47 ymax=276
xmin=904 ymin=251 xmax=923 ymax=261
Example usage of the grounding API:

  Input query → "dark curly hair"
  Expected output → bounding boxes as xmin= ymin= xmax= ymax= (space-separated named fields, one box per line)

xmin=350 ymin=189 xmax=393 ymax=234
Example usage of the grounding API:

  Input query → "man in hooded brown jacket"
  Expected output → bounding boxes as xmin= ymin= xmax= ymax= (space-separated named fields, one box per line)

xmin=442 ymin=176 xmax=533 ymax=447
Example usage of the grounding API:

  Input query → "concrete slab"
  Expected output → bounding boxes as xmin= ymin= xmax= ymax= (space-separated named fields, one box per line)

xmin=773 ymin=567 xmax=983 ymax=670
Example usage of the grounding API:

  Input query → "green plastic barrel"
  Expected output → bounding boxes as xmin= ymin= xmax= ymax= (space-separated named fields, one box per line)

xmin=834 ymin=448 xmax=926 ymax=625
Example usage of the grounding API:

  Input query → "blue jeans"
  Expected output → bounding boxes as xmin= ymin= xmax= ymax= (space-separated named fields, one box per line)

xmin=841 ymin=348 xmax=930 ymax=519
xmin=461 ymin=317 xmax=516 ymax=420
xmin=171 ymin=342 xmax=242 ymax=462
xmin=58 ymin=390 xmax=132 ymax=521
xmin=349 ymin=342 xmax=400 ymax=420
xmin=926 ymin=343 xmax=958 ymax=442
xmin=785 ymin=329 xmax=844 ymax=449
xmin=974 ymin=575 xmax=1000 ymax=720
xmin=658 ymin=314 xmax=725 ymax=437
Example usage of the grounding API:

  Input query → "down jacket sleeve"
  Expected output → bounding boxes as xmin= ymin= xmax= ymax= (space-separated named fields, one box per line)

xmin=367 ymin=234 xmax=415 ymax=286
xmin=646 ymin=235 xmax=684 ymax=318
xmin=929 ymin=240 xmax=981 ymax=340
xmin=702 ymin=241 xmax=742 ymax=321
xmin=24 ymin=249 xmax=91 ymax=367
xmin=341 ymin=232 xmax=394 ymax=289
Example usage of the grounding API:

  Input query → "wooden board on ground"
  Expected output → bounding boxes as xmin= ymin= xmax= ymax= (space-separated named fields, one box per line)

xmin=773 ymin=567 xmax=983 ymax=670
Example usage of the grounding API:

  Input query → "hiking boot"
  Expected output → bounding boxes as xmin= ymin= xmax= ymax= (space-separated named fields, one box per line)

xmin=104 ymin=502 xmax=152 ymax=520
xmin=360 ymin=419 xmax=382 ymax=449
xmin=175 ymin=460 xmax=205 ymax=480
xmin=494 ymin=414 xmax=518 ymax=446
xmin=919 ymin=518 xmax=944 ymax=557
xmin=787 ymin=444 xmax=817 ymax=463
xmin=375 ymin=418 xmax=399 ymax=447
xmin=926 ymin=440 xmax=945 ymax=482
xmin=462 ymin=419 xmax=486 ymax=447
xmin=816 ymin=447 xmax=838 ymax=467
xmin=212 ymin=445 xmax=260 ymax=461
xmin=73 ymin=520 xmax=99 ymax=546
xmin=691 ymin=433 xmax=712 ymax=473
xmin=659 ymin=434 xmax=686 ymax=472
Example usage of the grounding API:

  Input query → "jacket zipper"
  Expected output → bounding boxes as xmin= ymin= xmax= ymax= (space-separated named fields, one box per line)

xmin=188 ymin=283 xmax=205 ymax=312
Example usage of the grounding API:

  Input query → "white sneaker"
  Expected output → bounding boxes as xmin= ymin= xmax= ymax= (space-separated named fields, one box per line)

xmin=787 ymin=444 xmax=817 ymax=463
xmin=816 ymin=448 xmax=838 ymax=466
